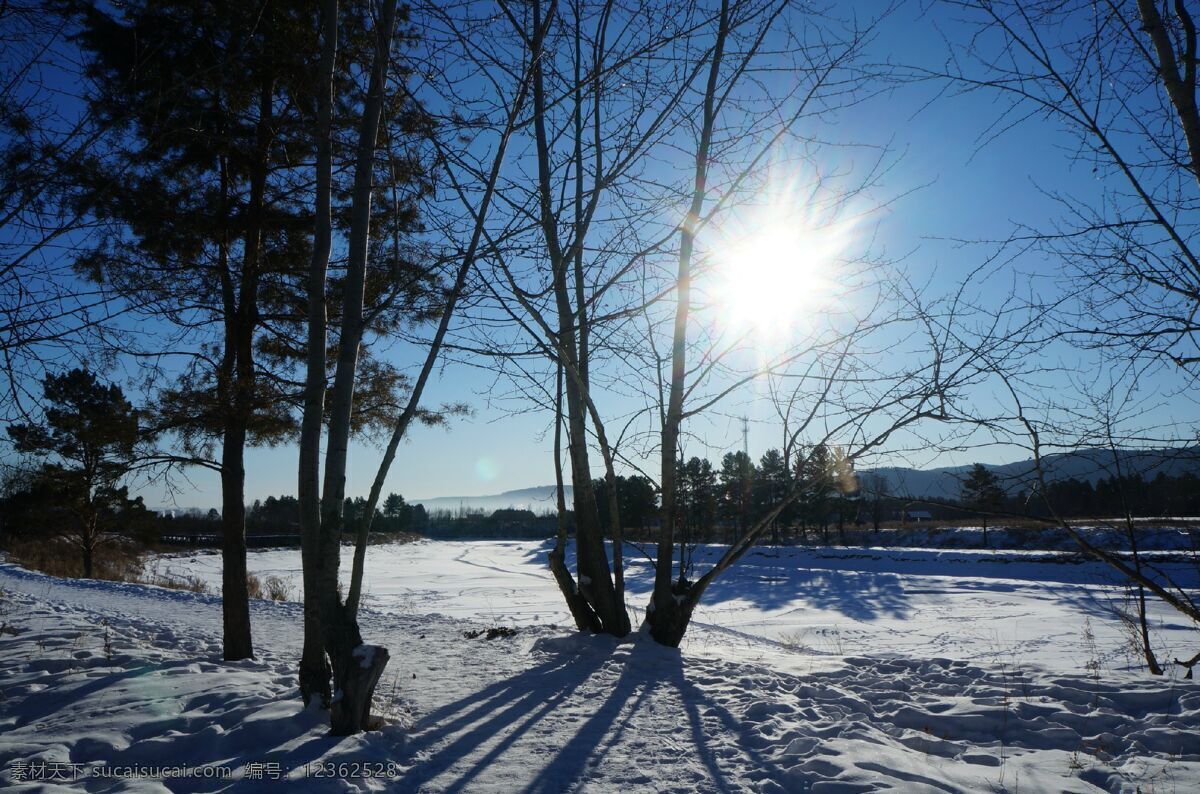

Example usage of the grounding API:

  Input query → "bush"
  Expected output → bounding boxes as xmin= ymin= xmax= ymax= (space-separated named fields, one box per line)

xmin=262 ymin=574 xmax=293 ymax=601
xmin=244 ymin=573 xmax=295 ymax=602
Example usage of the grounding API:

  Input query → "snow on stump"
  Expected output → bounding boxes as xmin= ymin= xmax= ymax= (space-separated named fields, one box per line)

xmin=330 ymin=643 xmax=390 ymax=735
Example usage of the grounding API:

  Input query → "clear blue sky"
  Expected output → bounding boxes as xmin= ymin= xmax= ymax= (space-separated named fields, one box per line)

xmin=11 ymin=2 xmax=1199 ymax=510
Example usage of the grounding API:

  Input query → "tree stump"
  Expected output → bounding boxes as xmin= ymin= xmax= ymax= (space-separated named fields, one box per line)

xmin=330 ymin=644 xmax=390 ymax=735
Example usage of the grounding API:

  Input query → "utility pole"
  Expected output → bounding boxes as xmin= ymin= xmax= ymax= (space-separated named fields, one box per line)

xmin=739 ymin=416 xmax=749 ymax=537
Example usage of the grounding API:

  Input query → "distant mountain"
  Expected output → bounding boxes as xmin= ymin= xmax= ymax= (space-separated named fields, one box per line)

xmin=411 ymin=448 xmax=1200 ymax=511
xmin=413 ymin=485 xmax=573 ymax=515
xmin=867 ymin=447 xmax=1200 ymax=500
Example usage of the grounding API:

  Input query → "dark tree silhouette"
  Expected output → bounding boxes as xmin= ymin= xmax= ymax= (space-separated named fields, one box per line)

xmin=7 ymin=368 xmax=142 ymax=577
xmin=960 ymin=463 xmax=1004 ymax=546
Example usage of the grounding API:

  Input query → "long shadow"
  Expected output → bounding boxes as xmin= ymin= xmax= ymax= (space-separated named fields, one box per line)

xmin=674 ymin=668 xmax=797 ymax=793
xmin=395 ymin=636 xmax=613 ymax=792
xmin=523 ymin=641 xmax=792 ymax=793
xmin=9 ymin=663 xmax=161 ymax=730
xmin=523 ymin=538 xmax=1200 ymax=624
xmin=392 ymin=632 xmax=791 ymax=793
xmin=521 ymin=541 xmax=912 ymax=620
xmin=520 ymin=642 xmax=673 ymax=794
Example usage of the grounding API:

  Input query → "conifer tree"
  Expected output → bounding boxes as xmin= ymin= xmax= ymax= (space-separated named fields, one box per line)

xmin=7 ymin=368 xmax=143 ymax=577
xmin=961 ymin=463 xmax=1004 ymax=545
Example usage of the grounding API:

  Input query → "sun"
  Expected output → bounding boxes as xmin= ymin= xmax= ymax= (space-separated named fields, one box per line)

xmin=717 ymin=210 xmax=850 ymax=338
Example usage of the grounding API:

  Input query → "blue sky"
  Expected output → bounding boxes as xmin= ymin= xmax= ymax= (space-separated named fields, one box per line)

xmin=10 ymin=1 xmax=1200 ymax=510
xmin=144 ymin=2 xmax=1199 ymax=508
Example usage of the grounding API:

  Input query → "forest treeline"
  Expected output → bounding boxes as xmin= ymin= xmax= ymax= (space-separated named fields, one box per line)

xmin=11 ymin=443 xmax=1180 ymax=551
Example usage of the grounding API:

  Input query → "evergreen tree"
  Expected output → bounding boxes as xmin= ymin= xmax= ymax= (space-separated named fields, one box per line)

xmin=828 ymin=446 xmax=856 ymax=542
xmin=6 ymin=368 xmax=144 ymax=577
xmin=594 ymin=475 xmax=658 ymax=538
xmin=382 ymin=492 xmax=406 ymax=519
xmin=754 ymin=448 xmax=790 ymax=544
xmin=718 ymin=451 xmax=754 ymax=542
xmin=797 ymin=444 xmax=834 ymax=542
xmin=961 ymin=463 xmax=1004 ymax=545
xmin=64 ymin=0 xmax=433 ymax=661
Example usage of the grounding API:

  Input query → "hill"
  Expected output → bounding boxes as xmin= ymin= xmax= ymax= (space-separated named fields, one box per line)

xmin=411 ymin=448 xmax=1200 ymax=509
xmin=412 ymin=485 xmax=573 ymax=515
xmin=869 ymin=446 xmax=1200 ymax=500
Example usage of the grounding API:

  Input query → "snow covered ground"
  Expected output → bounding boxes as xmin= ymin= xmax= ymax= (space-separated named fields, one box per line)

xmin=164 ymin=539 xmax=1199 ymax=673
xmin=1 ymin=539 xmax=1198 ymax=792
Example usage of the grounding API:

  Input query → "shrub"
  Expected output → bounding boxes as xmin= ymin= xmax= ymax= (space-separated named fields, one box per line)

xmin=262 ymin=575 xmax=293 ymax=601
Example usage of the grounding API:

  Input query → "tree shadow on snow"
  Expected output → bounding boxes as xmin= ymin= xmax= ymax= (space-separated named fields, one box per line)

xmin=617 ymin=554 xmax=911 ymax=621
xmin=394 ymin=635 xmax=611 ymax=792
xmin=397 ymin=635 xmax=786 ymax=793
xmin=521 ymin=542 xmax=912 ymax=621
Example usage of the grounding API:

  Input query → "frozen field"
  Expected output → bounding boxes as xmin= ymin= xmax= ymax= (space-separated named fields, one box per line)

xmin=165 ymin=539 xmax=1200 ymax=673
xmin=1 ymin=539 xmax=1197 ymax=792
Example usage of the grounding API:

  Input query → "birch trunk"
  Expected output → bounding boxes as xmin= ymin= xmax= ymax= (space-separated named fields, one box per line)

xmin=316 ymin=0 xmax=398 ymax=736
xmin=648 ymin=0 xmax=728 ymax=648
xmin=530 ymin=0 xmax=627 ymax=636
xmin=299 ymin=0 xmax=338 ymax=706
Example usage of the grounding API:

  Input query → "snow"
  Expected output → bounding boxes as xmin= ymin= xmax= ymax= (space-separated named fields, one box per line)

xmin=353 ymin=645 xmax=377 ymax=669
xmin=161 ymin=539 xmax=1200 ymax=672
xmin=1 ymin=537 xmax=1197 ymax=792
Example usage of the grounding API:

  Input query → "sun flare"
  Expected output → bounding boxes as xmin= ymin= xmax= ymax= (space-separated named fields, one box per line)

xmin=718 ymin=211 xmax=850 ymax=338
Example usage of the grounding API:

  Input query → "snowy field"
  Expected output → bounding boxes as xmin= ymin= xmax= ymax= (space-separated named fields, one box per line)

xmin=1 ymin=539 xmax=1198 ymax=792
xmin=166 ymin=539 xmax=1200 ymax=673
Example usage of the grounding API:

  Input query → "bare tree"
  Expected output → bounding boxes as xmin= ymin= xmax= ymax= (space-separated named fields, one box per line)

xmin=939 ymin=0 xmax=1200 ymax=378
xmin=425 ymin=0 xmax=989 ymax=648
xmin=936 ymin=0 xmax=1200 ymax=671
xmin=438 ymin=0 xmax=725 ymax=636
xmin=984 ymin=370 xmax=1199 ymax=673
xmin=0 ymin=3 xmax=128 ymax=419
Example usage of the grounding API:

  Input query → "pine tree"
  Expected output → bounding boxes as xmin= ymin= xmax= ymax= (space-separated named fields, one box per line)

xmin=755 ymin=449 xmax=790 ymax=544
xmin=961 ymin=463 xmax=1004 ymax=546
xmin=718 ymin=451 xmax=754 ymax=543
xmin=7 ymin=368 xmax=142 ymax=577
xmin=65 ymin=0 xmax=433 ymax=662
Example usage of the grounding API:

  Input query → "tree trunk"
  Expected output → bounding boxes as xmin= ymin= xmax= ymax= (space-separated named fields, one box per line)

xmin=331 ymin=639 xmax=389 ymax=734
xmin=551 ymin=363 xmax=602 ymax=631
xmin=562 ymin=386 xmax=627 ymax=634
xmin=1136 ymin=0 xmax=1200 ymax=185
xmin=313 ymin=0 xmax=398 ymax=735
xmin=80 ymin=509 xmax=97 ymax=578
xmin=298 ymin=0 xmax=338 ymax=707
xmin=647 ymin=0 xmax=728 ymax=647
xmin=648 ymin=579 xmax=696 ymax=648
xmin=218 ymin=73 xmax=272 ymax=664
xmin=221 ymin=419 xmax=253 ymax=661
xmin=1135 ymin=582 xmax=1163 ymax=675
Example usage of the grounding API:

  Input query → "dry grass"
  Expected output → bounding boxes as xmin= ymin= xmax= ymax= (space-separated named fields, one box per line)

xmin=4 ymin=537 xmax=209 ymax=595
xmin=246 ymin=572 xmax=294 ymax=602
xmin=4 ymin=537 xmax=143 ymax=581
